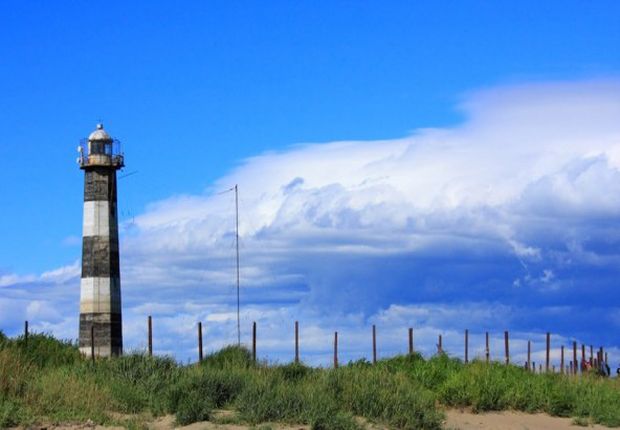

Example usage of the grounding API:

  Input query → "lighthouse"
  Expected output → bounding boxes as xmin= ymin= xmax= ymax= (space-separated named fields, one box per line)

xmin=78 ymin=124 xmax=124 ymax=357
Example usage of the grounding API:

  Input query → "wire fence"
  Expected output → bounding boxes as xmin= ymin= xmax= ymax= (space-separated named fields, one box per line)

xmin=18 ymin=317 xmax=614 ymax=377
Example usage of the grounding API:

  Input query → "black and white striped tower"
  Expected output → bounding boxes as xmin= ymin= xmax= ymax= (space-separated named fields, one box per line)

xmin=78 ymin=124 xmax=124 ymax=357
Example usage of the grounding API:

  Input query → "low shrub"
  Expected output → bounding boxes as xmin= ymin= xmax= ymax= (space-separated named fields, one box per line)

xmin=32 ymin=367 xmax=111 ymax=423
xmin=175 ymin=394 xmax=213 ymax=426
xmin=0 ymin=348 xmax=33 ymax=398
xmin=336 ymin=366 xmax=443 ymax=429
xmin=274 ymin=362 xmax=314 ymax=382
xmin=0 ymin=399 xmax=32 ymax=428
xmin=90 ymin=353 xmax=180 ymax=414
xmin=1 ymin=332 xmax=81 ymax=369
xmin=310 ymin=412 xmax=361 ymax=430
xmin=236 ymin=376 xmax=307 ymax=423
xmin=166 ymin=367 xmax=247 ymax=424
xmin=200 ymin=345 xmax=254 ymax=370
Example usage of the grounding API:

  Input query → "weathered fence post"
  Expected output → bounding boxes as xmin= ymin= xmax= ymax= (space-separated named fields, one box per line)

xmin=485 ymin=331 xmax=490 ymax=363
xmin=605 ymin=351 xmax=608 ymax=366
xmin=465 ymin=329 xmax=469 ymax=364
xmin=408 ymin=328 xmax=413 ymax=355
xmin=546 ymin=332 xmax=550 ymax=372
xmin=24 ymin=320 xmax=29 ymax=346
xmin=527 ymin=340 xmax=531 ymax=371
xmin=572 ymin=341 xmax=578 ymax=375
xmin=197 ymin=322 xmax=203 ymax=362
xmin=504 ymin=331 xmax=509 ymax=365
xmin=533 ymin=361 xmax=537 ymax=373
xmin=372 ymin=325 xmax=377 ymax=364
xmin=560 ymin=345 xmax=565 ymax=375
xmin=252 ymin=321 xmax=257 ymax=363
xmin=294 ymin=321 xmax=299 ymax=363
xmin=334 ymin=331 xmax=338 ymax=368
xmin=590 ymin=345 xmax=593 ymax=365
xmin=148 ymin=315 xmax=153 ymax=356
xmin=438 ymin=334 xmax=443 ymax=354
xmin=581 ymin=344 xmax=586 ymax=372
xmin=594 ymin=352 xmax=599 ymax=368
xmin=90 ymin=325 xmax=95 ymax=363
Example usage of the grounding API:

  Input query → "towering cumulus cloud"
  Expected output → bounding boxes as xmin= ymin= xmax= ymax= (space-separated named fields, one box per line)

xmin=4 ymin=79 xmax=620 ymax=364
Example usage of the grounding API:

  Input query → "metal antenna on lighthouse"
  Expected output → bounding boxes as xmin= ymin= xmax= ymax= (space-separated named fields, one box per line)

xmin=235 ymin=184 xmax=240 ymax=346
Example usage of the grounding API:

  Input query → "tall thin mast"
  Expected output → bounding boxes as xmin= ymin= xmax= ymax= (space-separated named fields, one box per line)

xmin=235 ymin=184 xmax=240 ymax=346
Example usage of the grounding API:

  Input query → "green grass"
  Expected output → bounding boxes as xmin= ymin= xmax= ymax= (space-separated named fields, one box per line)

xmin=1 ymin=330 xmax=619 ymax=428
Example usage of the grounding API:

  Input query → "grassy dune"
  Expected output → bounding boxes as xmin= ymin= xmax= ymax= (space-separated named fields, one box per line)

xmin=1 ymin=331 xmax=619 ymax=429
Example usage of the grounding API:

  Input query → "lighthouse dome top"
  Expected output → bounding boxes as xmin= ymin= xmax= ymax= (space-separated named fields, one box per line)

xmin=88 ymin=124 xmax=112 ymax=141
xmin=79 ymin=123 xmax=124 ymax=170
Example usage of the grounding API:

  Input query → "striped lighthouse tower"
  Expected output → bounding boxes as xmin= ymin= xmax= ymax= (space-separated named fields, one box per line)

xmin=78 ymin=124 xmax=124 ymax=357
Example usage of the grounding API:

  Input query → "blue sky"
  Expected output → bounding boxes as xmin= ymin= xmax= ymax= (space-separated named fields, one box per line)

xmin=1 ymin=1 xmax=620 ymax=365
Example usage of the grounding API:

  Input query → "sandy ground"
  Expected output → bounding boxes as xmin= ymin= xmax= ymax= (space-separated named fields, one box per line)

xmin=12 ymin=409 xmax=614 ymax=429
xmin=445 ymin=409 xmax=609 ymax=430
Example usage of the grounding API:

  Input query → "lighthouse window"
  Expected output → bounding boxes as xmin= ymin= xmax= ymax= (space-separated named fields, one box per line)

xmin=90 ymin=141 xmax=104 ymax=155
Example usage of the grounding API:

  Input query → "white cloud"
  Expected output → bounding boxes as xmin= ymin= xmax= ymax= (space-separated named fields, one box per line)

xmin=0 ymin=273 xmax=37 ymax=287
xmin=3 ymin=79 xmax=620 ymax=364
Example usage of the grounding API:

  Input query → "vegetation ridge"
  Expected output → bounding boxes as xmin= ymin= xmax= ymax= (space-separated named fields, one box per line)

xmin=1 ymin=331 xmax=619 ymax=429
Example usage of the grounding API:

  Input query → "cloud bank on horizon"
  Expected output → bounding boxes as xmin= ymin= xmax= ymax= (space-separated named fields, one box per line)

xmin=2 ymin=79 xmax=620 ymax=365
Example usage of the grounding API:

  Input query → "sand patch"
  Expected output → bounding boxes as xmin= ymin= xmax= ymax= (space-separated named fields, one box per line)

xmin=445 ymin=409 xmax=609 ymax=429
xmin=13 ymin=410 xmax=615 ymax=430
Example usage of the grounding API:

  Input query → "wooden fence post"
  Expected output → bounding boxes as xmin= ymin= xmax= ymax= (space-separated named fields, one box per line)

xmin=90 ymin=325 xmax=95 ymax=363
xmin=527 ymin=340 xmax=531 ymax=371
xmin=148 ymin=315 xmax=153 ymax=356
xmin=504 ymin=331 xmax=509 ymax=365
xmin=465 ymin=329 xmax=469 ymax=364
xmin=533 ymin=361 xmax=536 ymax=373
xmin=408 ymin=328 xmax=413 ymax=355
xmin=294 ymin=321 xmax=299 ymax=363
xmin=581 ymin=344 xmax=586 ymax=372
xmin=252 ymin=321 xmax=257 ymax=363
xmin=334 ymin=331 xmax=338 ymax=368
xmin=572 ymin=341 xmax=577 ymax=375
xmin=546 ymin=332 xmax=550 ymax=372
xmin=438 ymin=334 xmax=443 ymax=354
xmin=594 ymin=351 xmax=599 ymax=368
xmin=24 ymin=320 xmax=29 ymax=346
xmin=197 ymin=322 xmax=203 ymax=362
xmin=560 ymin=345 xmax=565 ymax=375
xmin=485 ymin=332 xmax=490 ymax=363
xmin=372 ymin=325 xmax=377 ymax=364
xmin=590 ymin=345 xmax=593 ymax=365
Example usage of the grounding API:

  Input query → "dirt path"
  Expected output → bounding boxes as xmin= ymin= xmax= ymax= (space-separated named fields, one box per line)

xmin=445 ymin=409 xmax=608 ymax=430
